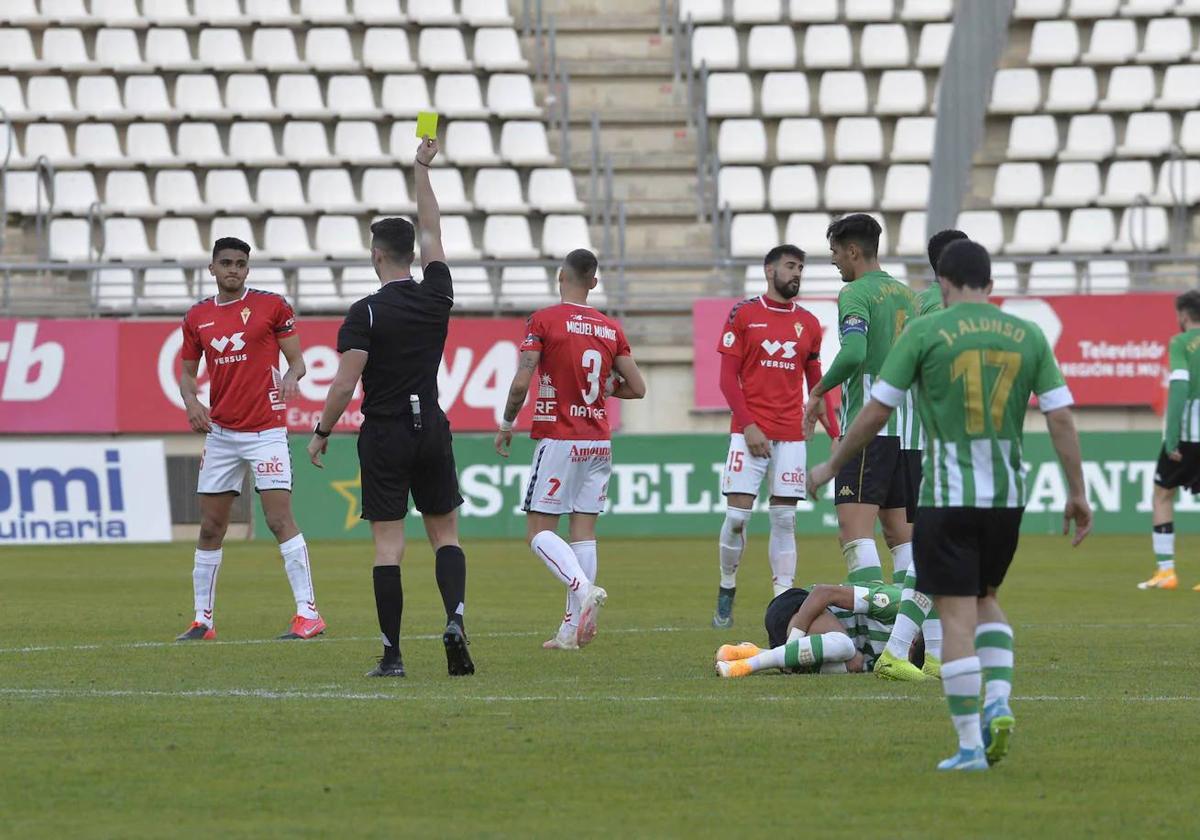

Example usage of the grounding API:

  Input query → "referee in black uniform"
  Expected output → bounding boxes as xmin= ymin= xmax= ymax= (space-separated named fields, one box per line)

xmin=307 ymin=136 xmax=473 ymax=678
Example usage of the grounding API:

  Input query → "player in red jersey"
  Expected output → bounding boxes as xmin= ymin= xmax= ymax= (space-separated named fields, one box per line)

xmin=495 ymin=249 xmax=647 ymax=650
xmin=175 ymin=237 xmax=325 ymax=642
xmin=712 ymin=244 xmax=840 ymax=629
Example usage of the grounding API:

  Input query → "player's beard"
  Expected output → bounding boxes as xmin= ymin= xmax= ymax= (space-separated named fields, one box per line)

xmin=772 ymin=273 xmax=800 ymax=300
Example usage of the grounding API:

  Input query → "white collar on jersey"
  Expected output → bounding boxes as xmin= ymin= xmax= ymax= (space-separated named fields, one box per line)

xmin=215 ymin=288 xmax=250 ymax=306
xmin=758 ymin=295 xmax=799 ymax=312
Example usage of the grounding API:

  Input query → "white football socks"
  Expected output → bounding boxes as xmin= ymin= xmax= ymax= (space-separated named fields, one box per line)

xmin=942 ymin=656 xmax=984 ymax=751
xmin=564 ymin=539 xmax=598 ymax=631
xmin=192 ymin=548 xmax=222 ymax=626
xmin=767 ymin=505 xmax=797 ymax=595
xmin=924 ymin=616 xmax=944 ymax=661
xmin=718 ymin=507 xmax=751 ymax=588
xmin=279 ymin=533 xmax=319 ymax=619
xmin=532 ymin=530 xmax=590 ymax=620
xmin=842 ymin=538 xmax=882 ymax=582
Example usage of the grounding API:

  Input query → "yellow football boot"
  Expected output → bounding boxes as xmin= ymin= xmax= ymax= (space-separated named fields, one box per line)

xmin=1137 ymin=569 xmax=1178 ymax=590
xmin=922 ymin=653 xmax=942 ymax=680
xmin=875 ymin=649 xmax=928 ymax=681
xmin=715 ymin=659 xmax=754 ymax=678
xmin=714 ymin=642 xmax=761 ymax=662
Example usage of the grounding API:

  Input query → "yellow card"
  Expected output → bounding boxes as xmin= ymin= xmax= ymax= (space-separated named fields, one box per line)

xmin=415 ymin=111 xmax=439 ymax=139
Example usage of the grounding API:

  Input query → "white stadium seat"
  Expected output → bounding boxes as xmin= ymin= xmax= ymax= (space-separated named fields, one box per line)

xmin=409 ymin=0 xmax=460 ymax=25
xmin=1069 ymin=0 xmax=1121 ymax=15
xmin=834 ymin=117 xmax=884 ymax=161
xmin=75 ymin=76 xmax=123 ymax=119
xmin=1099 ymin=160 xmax=1155 ymax=205
xmin=293 ymin=267 xmax=339 ymax=310
xmin=315 ymin=216 xmax=364 ymax=257
xmin=473 ymin=28 xmax=529 ymax=71
xmin=1118 ymin=111 xmax=1174 ymax=156
xmin=1061 ymin=208 xmax=1117 ymax=251
xmin=229 ymin=122 xmax=283 ymax=166
xmin=418 ymin=28 xmax=472 ymax=71
xmin=307 ymin=28 xmax=358 ymax=71
xmin=462 ymin=0 xmax=514 ymax=25
xmin=0 ymin=31 xmax=36 ymax=71
xmin=307 ymin=170 xmax=361 ymax=213
xmin=140 ymin=268 xmax=193 ymax=311
xmin=246 ymin=0 xmax=298 ymax=23
xmin=528 ymin=169 xmax=585 ymax=213
xmin=361 ymin=168 xmax=415 ymax=213
xmin=155 ymin=218 xmax=206 ymax=259
xmin=990 ymin=261 xmax=1020 ymax=295
xmin=768 ymin=165 xmax=820 ymax=210
xmin=252 ymin=29 xmax=304 ymax=71
xmin=678 ymin=0 xmax=723 ymax=22
xmin=225 ymin=74 xmax=277 ymax=119
xmin=154 ymin=171 xmax=204 ymax=214
xmin=381 ymin=75 xmax=432 ymax=117
xmin=734 ymin=0 xmax=783 ymax=22
xmin=785 ymin=212 xmax=832 ymax=248
xmin=1061 ymin=114 xmax=1116 ymax=160
xmin=1115 ymin=205 xmax=1169 ymax=250
xmin=42 ymin=28 xmax=90 ymax=72
xmin=706 ymin=72 xmax=754 ymax=117
xmin=258 ymin=169 xmax=308 ymax=213
xmin=53 ymin=171 xmax=99 ymax=213
xmin=846 ymin=0 xmax=895 ymax=20
xmin=176 ymin=122 xmax=225 ymax=164
xmin=1044 ymin=162 xmax=1102 ymax=207
xmin=896 ymin=211 xmax=927 ymax=254
xmin=483 ymin=216 xmax=539 ymax=258
xmin=335 ymin=121 xmax=388 ymax=165
xmin=730 ymin=213 xmax=780 ymax=257
xmin=434 ymin=74 xmax=489 ymax=118
xmin=1029 ymin=21 xmax=1080 ymax=65
xmin=992 ymin=162 xmax=1045 ymax=207
xmin=263 ymin=217 xmax=313 ymax=258
xmin=777 ymin=118 xmax=825 ymax=162
xmin=145 ymin=0 xmax=190 ymax=25
xmin=901 ymin=0 xmax=953 ymax=19
xmin=789 ymin=0 xmax=839 ymax=21
xmin=1084 ymin=259 xmax=1131 ymax=293
xmin=175 ymin=75 xmax=227 ymax=118
xmin=363 ymin=28 xmax=416 ymax=71
xmin=1100 ymin=65 xmax=1156 ymax=110
xmin=797 ymin=263 xmax=843 ymax=296
xmin=1006 ymin=209 xmax=1063 ymax=253
xmin=276 ymin=74 xmax=327 ymax=116
xmin=881 ymin=164 xmax=930 ymax=210
xmin=747 ymin=26 xmax=797 ymax=70
xmin=43 ymin=0 xmax=91 ymax=23
xmin=804 ymin=25 xmax=853 ymax=68
xmin=210 ymin=216 xmax=258 ymax=251
xmin=23 ymin=124 xmax=72 ymax=165
xmin=51 ymin=219 xmax=93 ymax=260
xmin=761 ymin=72 xmax=811 ymax=116
xmin=25 ymin=77 xmax=74 ymax=119
xmin=281 ymin=121 xmax=333 ymax=165
xmin=692 ymin=26 xmax=740 ymax=70
xmin=1027 ymin=261 xmax=1079 ymax=294
xmin=441 ymin=216 xmax=482 ymax=259
xmin=542 ymin=216 xmax=592 ymax=257
xmin=487 ymin=74 xmax=541 ymax=118
xmin=197 ymin=28 xmax=249 ymax=71
xmin=823 ymin=165 xmax=874 ymax=209
xmin=95 ymin=28 xmax=147 ymax=72
xmin=444 ymin=120 xmax=500 ymax=165
xmin=126 ymin=123 xmax=176 ymax=166
xmin=876 ymin=70 xmax=927 ymax=115
xmin=75 ymin=123 xmax=124 ymax=167
xmin=1121 ymin=0 xmax=1177 ymax=15
xmin=501 ymin=121 xmax=556 ymax=165
xmin=1082 ymin=19 xmax=1138 ymax=64
xmin=1138 ymin=18 xmax=1193 ymax=62
xmin=892 ymin=116 xmax=936 ymax=161
xmin=915 ymin=22 xmax=953 ymax=68
xmin=1014 ymin=0 xmax=1064 ymax=16
xmin=1182 ymin=111 xmax=1200 ymax=154
xmin=818 ymin=71 xmax=869 ymax=115
xmin=990 ymin=68 xmax=1041 ymax=113
xmin=955 ymin=210 xmax=1005 ymax=252
xmin=499 ymin=267 xmax=552 ymax=308
xmin=196 ymin=0 xmax=243 ymax=24
xmin=719 ymin=119 xmax=768 ymax=163
xmin=204 ymin=171 xmax=256 ymax=215
xmin=861 ymin=24 xmax=910 ymax=68
xmin=427 ymin=168 xmax=472 ymax=213
xmin=1156 ymin=66 xmax=1200 ymax=109
xmin=1045 ymin=66 xmax=1097 ymax=111
xmin=299 ymin=0 xmax=354 ymax=23
xmin=474 ymin=168 xmax=528 ymax=214
xmin=718 ymin=166 xmax=767 ymax=211
xmin=1155 ymin=158 xmax=1200 ymax=204
xmin=125 ymin=76 xmax=174 ymax=118
xmin=94 ymin=268 xmax=135 ymax=312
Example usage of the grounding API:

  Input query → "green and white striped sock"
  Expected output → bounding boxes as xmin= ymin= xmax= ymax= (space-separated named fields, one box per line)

xmin=1152 ymin=524 xmax=1175 ymax=572
xmin=976 ymin=622 xmax=1014 ymax=707
xmin=843 ymin=538 xmax=883 ymax=583
xmin=942 ymin=656 xmax=984 ymax=750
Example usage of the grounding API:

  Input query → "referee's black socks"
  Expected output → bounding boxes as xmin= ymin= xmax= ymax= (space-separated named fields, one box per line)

xmin=435 ymin=545 xmax=467 ymax=631
xmin=372 ymin=565 xmax=403 ymax=662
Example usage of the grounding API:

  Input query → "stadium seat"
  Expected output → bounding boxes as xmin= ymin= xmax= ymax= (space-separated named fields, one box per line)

xmin=126 ymin=123 xmax=176 ymax=166
xmin=381 ymin=75 xmax=433 ymax=116
xmin=335 ymin=121 xmax=388 ymax=165
xmin=718 ymin=166 xmax=767 ymax=211
xmin=155 ymin=218 xmax=206 ymax=259
xmin=154 ymin=171 xmax=204 ymax=214
xmin=747 ymin=26 xmax=797 ymax=70
xmin=463 ymin=0 xmax=514 ymax=25
xmin=955 ymin=210 xmax=1005 ymax=252
xmin=804 ymin=25 xmax=853 ymax=68
xmin=1029 ymin=20 xmax=1080 ymax=65
xmin=276 ymin=74 xmax=327 ymax=117
xmin=0 ymin=30 xmax=36 ymax=72
xmin=823 ymin=165 xmax=874 ymax=209
xmin=226 ymin=74 xmax=277 ymax=119
xmin=876 ymin=70 xmax=927 ymax=115
xmin=140 ymin=268 xmax=193 ymax=311
xmin=497 ymin=267 xmax=551 ymax=308
xmin=418 ymin=28 xmax=472 ymax=71
xmin=768 ymin=165 xmax=820 ymax=210
xmin=500 ymin=121 xmax=556 ymax=165
xmin=300 ymin=0 xmax=354 ymax=23
xmin=361 ymin=168 xmax=416 ymax=213
xmin=1061 ymin=208 xmax=1117 ymax=251
xmin=679 ymin=0 xmax=724 ymax=22
xmin=1084 ymin=259 xmax=1131 ymax=292
xmin=1027 ymin=261 xmax=1078 ymax=294
xmin=175 ymin=75 xmax=228 ymax=119
xmin=43 ymin=0 xmax=92 ymax=23
xmin=229 ymin=122 xmax=283 ymax=166
xmin=718 ymin=119 xmax=768 ymax=163
xmin=42 ymin=28 xmax=90 ymax=72
xmin=0 ymin=76 xmax=28 ymax=119
xmin=1069 ymin=0 xmax=1121 ymax=15
xmin=434 ymin=74 xmax=489 ymax=118
xmin=1082 ymin=19 xmax=1138 ymax=64
xmin=990 ymin=261 xmax=1020 ymax=295
xmin=896 ymin=211 xmax=927 ymax=254
xmin=542 ymin=215 xmax=592 ymax=258
xmin=860 ymin=24 xmax=910 ymax=68
xmin=1155 ymin=158 xmax=1200 ymax=204
xmin=95 ymin=28 xmax=147 ymax=72
xmin=204 ymin=171 xmax=256 ymax=216
xmin=761 ymin=72 xmax=811 ymax=116
xmin=125 ymin=76 xmax=174 ymax=119
xmin=730 ymin=213 xmax=780 ymax=257
xmin=247 ymin=0 xmax=300 ymax=23
xmin=473 ymin=28 xmax=529 ymax=71
xmin=1121 ymin=0 xmax=1176 ymax=15
xmin=1100 ymin=160 xmax=1155 ymax=205
xmin=315 ymin=216 xmax=364 ymax=258
xmin=94 ymin=268 xmax=135 ymax=312
xmin=1100 ymin=65 xmax=1156 ymax=110
xmin=818 ymin=71 xmax=869 ymax=115
xmin=210 ymin=216 xmax=259 ymax=251
xmin=990 ymin=68 xmax=1041 ymax=113
xmin=915 ymin=22 xmax=953 ymax=68
xmin=1182 ymin=111 xmax=1200 ymax=154
xmin=1006 ymin=209 xmax=1063 ymax=253
xmin=264 ymin=218 xmax=313 ymax=259
xmin=25 ymin=77 xmax=74 ymax=119
xmin=901 ymin=0 xmax=954 ymax=19
xmin=257 ymin=169 xmax=308 ymax=214
xmin=307 ymin=170 xmax=361 ymax=213
xmin=892 ymin=116 xmax=935 ymax=161
xmin=474 ymin=168 xmax=527 ymax=214
xmin=487 ymin=74 xmax=541 ymax=118
xmin=22 ymin=124 xmax=72 ymax=166
xmin=881 ymin=164 xmax=930 ymax=210
xmin=1155 ymin=65 xmax=1200 ymax=109
xmin=1013 ymin=0 xmax=1064 ymax=16
xmin=992 ymin=162 xmax=1045 ymax=207
xmin=776 ymin=118 xmax=826 ymax=162
xmin=1117 ymin=111 xmax=1174 ymax=156
xmin=707 ymin=72 xmax=755 ymax=116
xmin=1044 ymin=162 xmax=1102 ymax=207
xmin=483 ymin=216 xmax=539 ymax=258
xmin=282 ymin=121 xmax=333 ymax=165
xmin=252 ymin=29 xmax=305 ymax=72
xmin=1060 ymin=114 xmax=1116 ymax=159
xmin=294 ymin=267 xmax=339 ymax=310
xmin=733 ymin=0 xmax=782 ymax=21
xmin=144 ymin=0 xmax=190 ymax=25
xmin=49 ymin=218 xmax=92 ymax=260
xmin=196 ymin=0 xmax=244 ymax=25
xmin=446 ymin=120 xmax=502 ymax=166
xmin=174 ymin=122 xmax=224 ymax=166
xmin=307 ymin=28 xmax=358 ymax=71
xmin=246 ymin=267 xmax=289 ymax=299
xmin=197 ymin=29 xmax=250 ymax=71
xmin=352 ymin=0 xmax=407 ymax=24
xmin=386 ymin=120 xmax=418 ymax=155
xmin=409 ymin=0 xmax=460 ymax=25
xmin=692 ymin=26 xmax=740 ymax=70
xmin=74 ymin=76 xmax=123 ymax=119
xmin=796 ymin=263 xmax=844 ymax=296
xmin=442 ymin=215 xmax=482 ymax=259
xmin=783 ymin=211 xmax=831 ymax=248
xmin=789 ymin=0 xmax=839 ymax=21
xmin=833 ymin=117 xmax=884 ymax=161
xmin=340 ymin=266 xmax=379 ymax=302
xmin=75 ymin=123 xmax=124 ymax=167
xmin=1138 ymin=18 xmax=1193 ymax=63
xmin=1045 ymin=67 xmax=1098 ymax=111
xmin=362 ymin=28 xmax=416 ymax=71
xmin=528 ymin=169 xmax=584 ymax=213
xmin=1115 ymin=205 xmax=1169 ymax=249
xmin=846 ymin=0 xmax=895 ymax=20
xmin=428 ymin=168 xmax=473 ymax=213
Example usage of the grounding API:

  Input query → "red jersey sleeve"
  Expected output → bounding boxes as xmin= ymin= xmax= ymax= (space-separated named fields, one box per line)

xmin=519 ymin=311 xmax=546 ymax=353
xmin=717 ymin=301 xmax=746 ymax=358
xmin=272 ymin=295 xmax=297 ymax=340
xmin=181 ymin=311 xmax=203 ymax=362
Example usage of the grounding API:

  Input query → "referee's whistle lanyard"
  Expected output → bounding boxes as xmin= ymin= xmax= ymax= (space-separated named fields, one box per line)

xmin=410 ymin=395 xmax=423 ymax=432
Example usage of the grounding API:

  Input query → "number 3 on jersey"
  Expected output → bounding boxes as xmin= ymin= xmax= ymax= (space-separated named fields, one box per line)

xmin=581 ymin=349 xmax=603 ymax=404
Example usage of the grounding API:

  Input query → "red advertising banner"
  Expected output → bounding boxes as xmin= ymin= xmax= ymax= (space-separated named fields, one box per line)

xmin=694 ymin=293 xmax=1179 ymax=412
xmin=2 ymin=316 xmax=618 ymax=433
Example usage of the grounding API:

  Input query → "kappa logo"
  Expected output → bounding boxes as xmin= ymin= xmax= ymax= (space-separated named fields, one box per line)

xmin=838 ymin=486 xmax=855 ymax=497
xmin=210 ymin=332 xmax=246 ymax=353
xmin=761 ymin=339 xmax=797 ymax=359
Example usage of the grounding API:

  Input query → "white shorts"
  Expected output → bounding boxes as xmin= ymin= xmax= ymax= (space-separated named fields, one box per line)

xmin=522 ymin=438 xmax=612 ymax=516
xmin=721 ymin=434 xmax=806 ymax=500
xmin=198 ymin=424 xmax=292 ymax=494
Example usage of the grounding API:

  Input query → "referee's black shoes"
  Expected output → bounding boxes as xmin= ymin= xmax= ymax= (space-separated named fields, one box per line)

xmin=442 ymin=623 xmax=475 ymax=676
xmin=365 ymin=656 xmax=406 ymax=678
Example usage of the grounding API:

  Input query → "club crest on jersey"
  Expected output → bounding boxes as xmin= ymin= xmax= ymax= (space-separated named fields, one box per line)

xmin=794 ymin=323 xmax=805 ymax=338
xmin=240 ymin=306 xmax=251 ymax=325
xmin=871 ymin=591 xmax=892 ymax=610
xmin=722 ymin=331 xmax=736 ymax=348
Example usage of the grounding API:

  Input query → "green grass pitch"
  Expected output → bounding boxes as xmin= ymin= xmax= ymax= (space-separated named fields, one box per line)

xmin=2 ymin=534 xmax=1197 ymax=838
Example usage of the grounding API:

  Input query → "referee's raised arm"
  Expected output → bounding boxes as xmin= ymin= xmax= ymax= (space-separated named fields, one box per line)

xmin=414 ymin=136 xmax=450 ymax=294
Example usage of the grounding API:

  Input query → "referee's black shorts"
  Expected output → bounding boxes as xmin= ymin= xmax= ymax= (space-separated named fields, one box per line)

xmin=357 ymin=412 xmax=464 ymax=521
xmin=913 ymin=506 xmax=1024 ymax=597
xmin=834 ymin=435 xmax=909 ymax=513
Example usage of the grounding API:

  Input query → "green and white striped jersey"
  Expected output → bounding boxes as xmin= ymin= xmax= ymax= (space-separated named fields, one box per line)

xmin=830 ymin=582 xmax=901 ymax=670
xmin=834 ymin=271 xmax=919 ymax=440
xmin=873 ymin=301 xmax=1073 ymax=509
xmin=902 ymin=284 xmax=946 ymax=451
xmin=1167 ymin=328 xmax=1200 ymax=443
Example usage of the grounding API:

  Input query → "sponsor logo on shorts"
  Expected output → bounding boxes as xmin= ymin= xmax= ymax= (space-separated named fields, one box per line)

xmin=569 ymin=444 xmax=611 ymax=463
xmin=255 ymin=456 xmax=287 ymax=476
xmin=778 ymin=469 xmax=805 ymax=485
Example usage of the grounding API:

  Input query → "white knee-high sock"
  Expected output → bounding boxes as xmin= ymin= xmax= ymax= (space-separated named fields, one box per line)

xmin=942 ymin=656 xmax=984 ymax=751
xmin=976 ymin=622 xmax=1014 ymax=707
xmin=924 ymin=615 xmax=943 ymax=660
xmin=532 ymin=530 xmax=590 ymax=621
xmin=564 ymin=540 xmax=598 ymax=631
xmin=192 ymin=548 xmax=222 ymax=626
xmin=719 ymin=507 xmax=752 ymax=588
xmin=744 ymin=631 xmax=856 ymax=673
xmin=890 ymin=541 xmax=913 ymax=584
xmin=842 ymin=538 xmax=882 ymax=583
xmin=279 ymin=533 xmax=319 ymax=619
xmin=767 ymin=505 xmax=797 ymax=595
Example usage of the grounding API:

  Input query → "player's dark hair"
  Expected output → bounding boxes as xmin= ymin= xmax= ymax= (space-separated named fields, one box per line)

xmin=825 ymin=213 xmax=881 ymax=259
xmin=927 ymin=229 xmax=969 ymax=273
xmin=763 ymin=244 xmax=805 ymax=266
xmin=1175 ymin=290 xmax=1200 ymax=323
xmin=936 ymin=239 xmax=992 ymax=290
xmin=563 ymin=248 xmax=598 ymax=281
xmin=212 ymin=237 xmax=250 ymax=261
xmin=370 ymin=217 xmax=416 ymax=262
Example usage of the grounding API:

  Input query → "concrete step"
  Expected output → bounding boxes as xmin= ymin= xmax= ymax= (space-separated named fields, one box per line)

xmin=562 ymin=122 xmax=696 ymax=158
xmin=560 ymin=58 xmax=676 ymax=77
xmin=545 ymin=29 xmax=674 ymax=62
xmin=605 ymin=218 xmax=714 ymax=255
xmin=585 ymin=171 xmax=700 ymax=205
xmin=553 ymin=76 xmax=686 ymax=114
xmin=563 ymin=149 xmax=697 ymax=171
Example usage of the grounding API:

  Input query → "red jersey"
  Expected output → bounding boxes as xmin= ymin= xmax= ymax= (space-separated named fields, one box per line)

xmin=519 ymin=303 xmax=632 ymax=441
xmin=181 ymin=288 xmax=297 ymax=432
xmin=717 ymin=295 xmax=823 ymax=442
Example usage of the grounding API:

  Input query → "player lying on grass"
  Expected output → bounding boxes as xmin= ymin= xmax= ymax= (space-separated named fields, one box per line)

xmin=714 ymin=580 xmax=902 ymax=677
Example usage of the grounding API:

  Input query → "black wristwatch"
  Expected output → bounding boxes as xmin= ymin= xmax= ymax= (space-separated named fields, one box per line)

xmin=313 ymin=423 xmax=331 ymax=438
